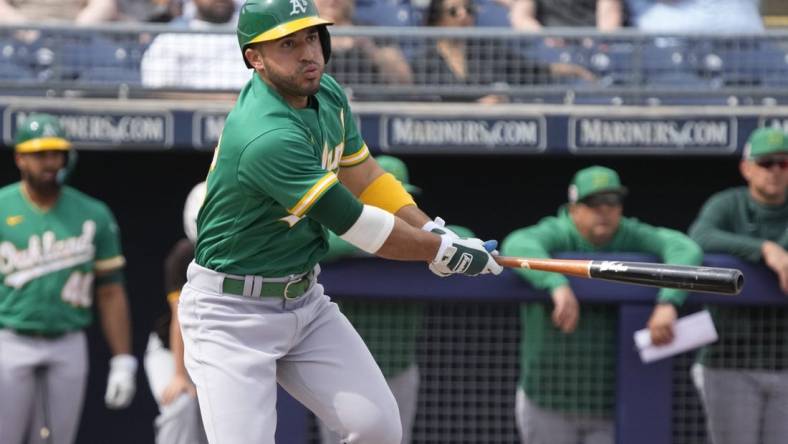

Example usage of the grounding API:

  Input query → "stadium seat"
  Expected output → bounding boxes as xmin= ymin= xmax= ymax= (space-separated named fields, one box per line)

xmin=354 ymin=0 xmax=414 ymax=26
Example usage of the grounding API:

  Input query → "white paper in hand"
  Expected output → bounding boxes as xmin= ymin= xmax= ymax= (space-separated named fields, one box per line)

xmin=634 ymin=310 xmax=718 ymax=364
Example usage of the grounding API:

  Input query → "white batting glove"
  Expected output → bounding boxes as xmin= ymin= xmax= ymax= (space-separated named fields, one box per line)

xmin=422 ymin=217 xmax=459 ymax=277
xmin=105 ymin=354 xmax=138 ymax=409
xmin=431 ymin=235 xmax=503 ymax=277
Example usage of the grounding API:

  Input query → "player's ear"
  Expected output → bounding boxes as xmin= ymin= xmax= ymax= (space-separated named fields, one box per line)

xmin=244 ymin=46 xmax=266 ymax=72
xmin=739 ymin=159 xmax=753 ymax=182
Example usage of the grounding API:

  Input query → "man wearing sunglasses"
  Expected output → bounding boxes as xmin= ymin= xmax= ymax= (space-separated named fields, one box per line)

xmin=502 ymin=165 xmax=702 ymax=444
xmin=688 ymin=127 xmax=788 ymax=444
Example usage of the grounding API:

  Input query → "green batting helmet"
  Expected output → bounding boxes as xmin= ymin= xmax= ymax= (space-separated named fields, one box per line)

xmin=14 ymin=113 xmax=77 ymax=185
xmin=14 ymin=113 xmax=71 ymax=154
xmin=237 ymin=0 xmax=333 ymax=68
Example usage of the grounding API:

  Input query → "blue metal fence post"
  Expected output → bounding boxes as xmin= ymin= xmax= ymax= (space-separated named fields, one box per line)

xmin=616 ymin=304 xmax=673 ymax=444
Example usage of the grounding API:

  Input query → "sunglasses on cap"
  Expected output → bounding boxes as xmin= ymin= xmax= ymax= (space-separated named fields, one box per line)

xmin=755 ymin=157 xmax=788 ymax=170
xmin=444 ymin=3 xmax=475 ymax=17
xmin=580 ymin=193 xmax=623 ymax=208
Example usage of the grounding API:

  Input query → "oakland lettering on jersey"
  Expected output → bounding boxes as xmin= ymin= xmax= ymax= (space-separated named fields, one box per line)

xmin=389 ymin=117 xmax=540 ymax=148
xmin=576 ymin=118 xmax=731 ymax=148
xmin=0 ymin=221 xmax=97 ymax=288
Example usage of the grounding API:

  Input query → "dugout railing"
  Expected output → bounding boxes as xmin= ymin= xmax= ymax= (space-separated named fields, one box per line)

xmin=260 ymin=253 xmax=788 ymax=444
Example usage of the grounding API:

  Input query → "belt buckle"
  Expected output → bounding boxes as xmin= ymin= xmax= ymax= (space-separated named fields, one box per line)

xmin=283 ymin=278 xmax=302 ymax=300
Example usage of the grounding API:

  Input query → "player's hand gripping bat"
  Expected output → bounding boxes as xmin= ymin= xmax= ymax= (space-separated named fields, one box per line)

xmin=494 ymin=257 xmax=743 ymax=295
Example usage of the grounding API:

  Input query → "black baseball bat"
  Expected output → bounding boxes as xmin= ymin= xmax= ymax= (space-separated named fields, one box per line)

xmin=494 ymin=257 xmax=744 ymax=295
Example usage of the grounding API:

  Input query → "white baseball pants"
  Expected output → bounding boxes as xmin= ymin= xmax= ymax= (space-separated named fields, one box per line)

xmin=179 ymin=262 xmax=402 ymax=444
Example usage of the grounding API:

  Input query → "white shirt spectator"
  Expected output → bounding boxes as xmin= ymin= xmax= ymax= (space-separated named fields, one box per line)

xmin=141 ymin=18 xmax=251 ymax=90
xmin=634 ymin=0 xmax=764 ymax=33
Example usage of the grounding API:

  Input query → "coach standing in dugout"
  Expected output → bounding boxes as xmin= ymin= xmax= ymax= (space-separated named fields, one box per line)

xmin=501 ymin=166 xmax=702 ymax=444
xmin=0 ymin=113 xmax=137 ymax=444
xmin=177 ymin=1 xmax=502 ymax=443
xmin=688 ymin=127 xmax=788 ymax=444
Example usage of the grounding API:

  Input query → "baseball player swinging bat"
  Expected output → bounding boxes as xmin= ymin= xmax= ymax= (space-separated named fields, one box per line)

xmin=494 ymin=256 xmax=744 ymax=295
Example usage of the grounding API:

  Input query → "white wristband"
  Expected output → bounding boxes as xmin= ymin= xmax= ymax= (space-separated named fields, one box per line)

xmin=433 ymin=233 xmax=453 ymax=263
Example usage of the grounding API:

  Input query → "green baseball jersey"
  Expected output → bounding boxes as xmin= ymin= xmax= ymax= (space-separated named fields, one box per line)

xmin=689 ymin=187 xmax=788 ymax=370
xmin=501 ymin=207 xmax=702 ymax=415
xmin=196 ymin=72 xmax=369 ymax=277
xmin=0 ymin=183 xmax=125 ymax=334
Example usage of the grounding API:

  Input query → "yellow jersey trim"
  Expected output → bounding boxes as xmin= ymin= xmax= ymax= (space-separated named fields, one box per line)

xmin=95 ymin=255 xmax=126 ymax=272
xmin=289 ymin=172 xmax=338 ymax=217
xmin=16 ymin=137 xmax=72 ymax=153
xmin=248 ymin=16 xmax=333 ymax=45
xmin=340 ymin=144 xmax=370 ymax=167
xmin=359 ymin=173 xmax=416 ymax=214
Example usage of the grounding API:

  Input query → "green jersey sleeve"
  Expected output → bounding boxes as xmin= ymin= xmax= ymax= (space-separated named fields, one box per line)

xmin=322 ymin=75 xmax=369 ymax=168
xmin=688 ymin=190 xmax=764 ymax=262
xmin=238 ymin=129 xmax=339 ymax=218
xmin=501 ymin=216 xmax=571 ymax=291
xmin=94 ymin=203 xmax=125 ymax=273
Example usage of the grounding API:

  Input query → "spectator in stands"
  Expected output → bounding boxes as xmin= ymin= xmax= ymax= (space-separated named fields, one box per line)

xmin=411 ymin=0 xmax=595 ymax=103
xmin=632 ymin=0 xmax=763 ymax=33
xmin=502 ymin=165 xmax=702 ymax=444
xmin=314 ymin=0 xmax=412 ymax=97
xmin=140 ymin=0 xmax=250 ymax=90
xmin=117 ymin=0 xmax=180 ymax=22
xmin=316 ymin=155 xmax=468 ymax=444
xmin=505 ymin=0 xmax=624 ymax=31
xmin=688 ymin=127 xmax=788 ymax=444
xmin=0 ymin=0 xmax=117 ymax=24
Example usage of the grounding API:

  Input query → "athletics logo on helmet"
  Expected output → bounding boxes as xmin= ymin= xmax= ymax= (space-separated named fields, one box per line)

xmin=14 ymin=113 xmax=71 ymax=154
xmin=236 ymin=0 xmax=333 ymax=68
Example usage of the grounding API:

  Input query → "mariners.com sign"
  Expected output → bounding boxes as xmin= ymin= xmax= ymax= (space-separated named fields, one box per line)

xmin=3 ymin=108 xmax=173 ymax=149
xmin=381 ymin=116 xmax=547 ymax=153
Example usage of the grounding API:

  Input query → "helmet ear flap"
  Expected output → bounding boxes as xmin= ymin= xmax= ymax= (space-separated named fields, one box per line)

xmin=318 ymin=25 xmax=331 ymax=64
xmin=56 ymin=148 xmax=78 ymax=185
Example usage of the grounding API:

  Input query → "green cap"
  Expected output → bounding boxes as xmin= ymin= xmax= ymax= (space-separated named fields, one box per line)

xmin=568 ymin=166 xmax=628 ymax=203
xmin=376 ymin=155 xmax=421 ymax=195
xmin=743 ymin=127 xmax=788 ymax=160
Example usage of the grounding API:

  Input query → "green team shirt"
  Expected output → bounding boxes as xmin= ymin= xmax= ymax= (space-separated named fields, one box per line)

xmin=0 ymin=183 xmax=125 ymax=334
xmin=196 ymin=72 xmax=369 ymax=277
xmin=689 ymin=187 xmax=788 ymax=370
xmin=501 ymin=207 xmax=702 ymax=415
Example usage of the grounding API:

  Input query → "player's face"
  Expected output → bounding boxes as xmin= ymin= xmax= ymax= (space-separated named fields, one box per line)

xmin=248 ymin=27 xmax=325 ymax=106
xmin=741 ymin=155 xmax=788 ymax=205
xmin=15 ymin=150 xmax=65 ymax=193
xmin=569 ymin=193 xmax=623 ymax=246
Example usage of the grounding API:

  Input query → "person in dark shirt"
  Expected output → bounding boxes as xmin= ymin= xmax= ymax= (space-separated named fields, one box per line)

xmin=688 ymin=128 xmax=788 ymax=444
xmin=507 ymin=0 xmax=623 ymax=31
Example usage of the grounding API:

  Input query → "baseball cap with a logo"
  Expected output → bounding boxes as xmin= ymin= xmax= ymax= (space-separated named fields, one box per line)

xmin=568 ymin=165 xmax=628 ymax=203
xmin=743 ymin=127 xmax=788 ymax=160
xmin=376 ymin=155 xmax=422 ymax=195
